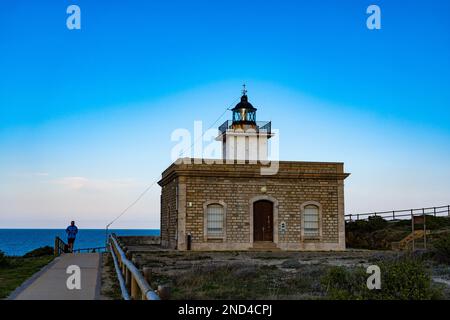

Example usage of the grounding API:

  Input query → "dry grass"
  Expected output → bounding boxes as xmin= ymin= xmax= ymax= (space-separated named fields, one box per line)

xmin=131 ymin=250 xmax=397 ymax=300
xmin=100 ymin=253 xmax=122 ymax=300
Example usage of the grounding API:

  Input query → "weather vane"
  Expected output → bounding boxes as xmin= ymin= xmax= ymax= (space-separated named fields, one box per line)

xmin=242 ymin=83 xmax=247 ymax=96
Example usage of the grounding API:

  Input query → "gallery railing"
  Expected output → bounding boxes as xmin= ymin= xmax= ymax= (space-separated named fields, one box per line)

xmin=218 ymin=120 xmax=271 ymax=136
xmin=345 ymin=205 xmax=450 ymax=222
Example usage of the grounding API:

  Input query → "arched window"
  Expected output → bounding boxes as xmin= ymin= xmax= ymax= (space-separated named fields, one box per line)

xmin=207 ymin=204 xmax=224 ymax=236
xmin=303 ymin=205 xmax=319 ymax=237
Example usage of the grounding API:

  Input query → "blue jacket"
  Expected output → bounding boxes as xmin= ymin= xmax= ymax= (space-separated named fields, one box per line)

xmin=66 ymin=225 xmax=78 ymax=239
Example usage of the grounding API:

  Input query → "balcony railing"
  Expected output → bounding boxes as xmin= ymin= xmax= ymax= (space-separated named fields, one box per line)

xmin=218 ymin=120 xmax=271 ymax=136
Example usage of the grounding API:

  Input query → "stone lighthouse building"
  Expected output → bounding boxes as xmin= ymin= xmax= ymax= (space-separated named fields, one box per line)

xmin=158 ymin=89 xmax=350 ymax=251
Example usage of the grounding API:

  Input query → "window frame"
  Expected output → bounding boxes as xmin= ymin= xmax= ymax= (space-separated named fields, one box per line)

xmin=203 ymin=201 xmax=227 ymax=240
xmin=300 ymin=201 xmax=322 ymax=240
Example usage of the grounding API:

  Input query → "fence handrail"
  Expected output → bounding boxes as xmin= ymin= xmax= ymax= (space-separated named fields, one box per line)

xmin=109 ymin=241 xmax=131 ymax=300
xmin=109 ymin=234 xmax=160 ymax=300
xmin=54 ymin=236 xmax=106 ymax=255
xmin=346 ymin=204 xmax=450 ymax=221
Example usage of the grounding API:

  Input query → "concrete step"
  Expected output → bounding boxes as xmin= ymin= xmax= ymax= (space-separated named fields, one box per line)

xmin=251 ymin=241 xmax=281 ymax=251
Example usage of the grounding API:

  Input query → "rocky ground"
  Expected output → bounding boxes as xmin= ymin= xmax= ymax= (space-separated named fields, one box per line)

xmin=100 ymin=238 xmax=450 ymax=300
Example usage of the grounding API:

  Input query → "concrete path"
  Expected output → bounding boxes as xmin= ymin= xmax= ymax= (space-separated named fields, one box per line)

xmin=10 ymin=253 xmax=101 ymax=300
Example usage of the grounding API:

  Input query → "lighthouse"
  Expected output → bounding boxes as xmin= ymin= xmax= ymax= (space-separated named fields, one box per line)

xmin=159 ymin=87 xmax=350 ymax=251
xmin=216 ymin=86 xmax=273 ymax=162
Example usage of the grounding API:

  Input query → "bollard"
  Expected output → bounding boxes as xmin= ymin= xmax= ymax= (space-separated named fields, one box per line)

xmin=157 ymin=285 xmax=171 ymax=300
xmin=187 ymin=233 xmax=192 ymax=251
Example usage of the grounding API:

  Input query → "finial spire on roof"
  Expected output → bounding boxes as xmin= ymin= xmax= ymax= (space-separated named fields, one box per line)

xmin=242 ymin=83 xmax=247 ymax=96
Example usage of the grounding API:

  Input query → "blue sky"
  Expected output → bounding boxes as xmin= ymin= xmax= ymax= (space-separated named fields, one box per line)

xmin=1 ymin=0 xmax=449 ymax=228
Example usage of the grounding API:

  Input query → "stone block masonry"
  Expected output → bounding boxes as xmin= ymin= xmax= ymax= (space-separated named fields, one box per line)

xmin=158 ymin=159 xmax=350 ymax=251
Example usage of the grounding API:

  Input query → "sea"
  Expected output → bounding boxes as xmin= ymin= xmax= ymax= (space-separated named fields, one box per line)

xmin=0 ymin=229 xmax=160 ymax=256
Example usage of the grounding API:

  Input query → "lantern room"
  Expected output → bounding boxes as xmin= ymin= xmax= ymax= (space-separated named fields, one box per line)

xmin=231 ymin=93 xmax=257 ymax=126
xmin=216 ymin=85 xmax=273 ymax=161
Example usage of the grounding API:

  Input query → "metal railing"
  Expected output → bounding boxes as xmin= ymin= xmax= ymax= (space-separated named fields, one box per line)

xmin=218 ymin=120 xmax=271 ymax=136
xmin=345 ymin=205 xmax=450 ymax=222
xmin=109 ymin=234 xmax=160 ymax=300
xmin=73 ymin=247 xmax=106 ymax=253
xmin=54 ymin=236 xmax=106 ymax=256
xmin=54 ymin=237 xmax=67 ymax=256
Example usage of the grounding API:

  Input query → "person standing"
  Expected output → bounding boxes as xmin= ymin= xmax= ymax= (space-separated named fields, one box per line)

xmin=66 ymin=221 xmax=78 ymax=252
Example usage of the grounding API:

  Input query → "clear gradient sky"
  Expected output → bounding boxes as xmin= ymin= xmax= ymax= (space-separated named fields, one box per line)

xmin=1 ymin=0 xmax=449 ymax=229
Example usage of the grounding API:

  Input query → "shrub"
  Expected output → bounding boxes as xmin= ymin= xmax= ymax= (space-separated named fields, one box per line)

xmin=346 ymin=216 xmax=388 ymax=233
xmin=23 ymin=246 xmax=54 ymax=258
xmin=346 ymin=216 xmax=396 ymax=249
xmin=423 ymin=216 xmax=450 ymax=230
xmin=321 ymin=266 xmax=367 ymax=299
xmin=321 ymin=255 xmax=443 ymax=300
xmin=377 ymin=256 xmax=442 ymax=299
xmin=433 ymin=235 xmax=450 ymax=264
xmin=0 ymin=250 xmax=10 ymax=268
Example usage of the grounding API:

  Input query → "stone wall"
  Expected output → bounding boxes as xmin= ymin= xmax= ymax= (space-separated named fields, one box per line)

xmin=159 ymin=159 xmax=349 ymax=251
xmin=117 ymin=236 xmax=161 ymax=246
xmin=160 ymin=177 xmax=178 ymax=249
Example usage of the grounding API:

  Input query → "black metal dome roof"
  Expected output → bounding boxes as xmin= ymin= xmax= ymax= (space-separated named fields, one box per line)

xmin=232 ymin=94 xmax=257 ymax=111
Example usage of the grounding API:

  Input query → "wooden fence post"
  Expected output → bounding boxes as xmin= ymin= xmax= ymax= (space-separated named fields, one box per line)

xmin=54 ymin=237 xmax=58 ymax=256
xmin=125 ymin=268 xmax=131 ymax=292
xmin=423 ymin=208 xmax=427 ymax=250
xmin=411 ymin=209 xmax=415 ymax=251
xmin=143 ymin=267 xmax=152 ymax=283
xmin=131 ymin=276 xmax=139 ymax=300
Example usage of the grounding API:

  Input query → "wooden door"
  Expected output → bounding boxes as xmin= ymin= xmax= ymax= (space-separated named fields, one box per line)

xmin=253 ymin=200 xmax=274 ymax=241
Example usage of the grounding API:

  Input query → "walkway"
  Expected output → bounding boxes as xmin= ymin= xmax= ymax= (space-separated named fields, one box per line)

xmin=10 ymin=253 xmax=101 ymax=300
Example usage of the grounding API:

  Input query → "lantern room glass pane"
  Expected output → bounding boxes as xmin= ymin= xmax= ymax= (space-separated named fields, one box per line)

xmin=233 ymin=111 xmax=241 ymax=122
xmin=233 ymin=109 xmax=256 ymax=122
